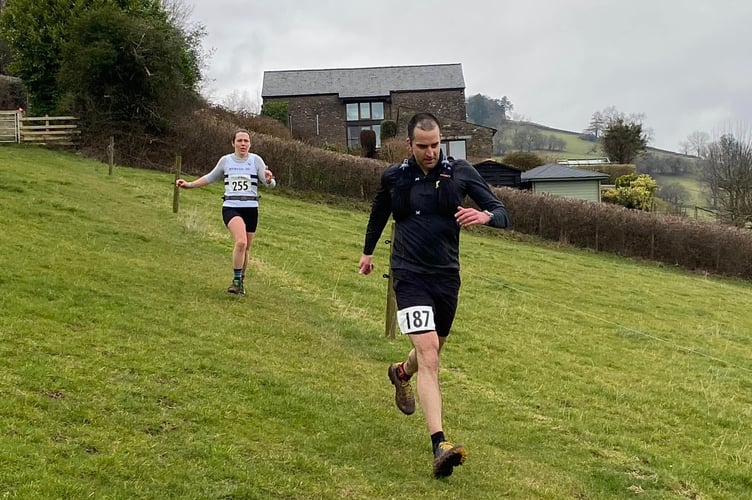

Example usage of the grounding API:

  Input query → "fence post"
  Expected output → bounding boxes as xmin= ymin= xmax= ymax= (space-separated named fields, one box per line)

xmin=173 ymin=155 xmax=182 ymax=214
xmin=107 ymin=136 xmax=114 ymax=175
xmin=385 ymin=221 xmax=397 ymax=339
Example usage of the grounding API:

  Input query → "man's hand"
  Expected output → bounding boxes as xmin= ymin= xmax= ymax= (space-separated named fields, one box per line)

xmin=358 ymin=254 xmax=375 ymax=275
xmin=455 ymin=206 xmax=492 ymax=227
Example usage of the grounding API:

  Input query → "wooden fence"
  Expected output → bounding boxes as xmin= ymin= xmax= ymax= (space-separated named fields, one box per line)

xmin=20 ymin=115 xmax=79 ymax=145
xmin=0 ymin=110 xmax=79 ymax=145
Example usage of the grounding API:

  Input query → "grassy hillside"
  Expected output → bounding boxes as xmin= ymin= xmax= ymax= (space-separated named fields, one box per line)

xmin=1 ymin=145 xmax=751 ymax=499
xmin=501 ymin=121 xmax=695 ymax=163
xmin=650 ymin=173 xmax=708 ymax=207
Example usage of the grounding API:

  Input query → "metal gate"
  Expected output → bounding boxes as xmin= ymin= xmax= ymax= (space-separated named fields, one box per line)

xmin=0 ymin=110 xmax=20 ymax=143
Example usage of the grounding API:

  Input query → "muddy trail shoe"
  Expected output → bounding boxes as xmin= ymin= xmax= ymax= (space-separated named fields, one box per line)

xmin=388 ymin=363 xmax=415 ymax=415
xmin=227 ymin=279 xmax=245 ymax=296
xmin=433 ymin=441 xmax=467 ymax=478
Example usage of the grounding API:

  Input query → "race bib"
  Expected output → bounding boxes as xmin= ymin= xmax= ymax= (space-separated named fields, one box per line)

xmin=397 ymin=305 xmax=436 ymax=334
xmin=228 ymin=174 xmax=252 ymax=192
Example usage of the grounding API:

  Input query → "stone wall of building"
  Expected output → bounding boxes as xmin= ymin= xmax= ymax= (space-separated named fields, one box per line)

xmin=264 ymin=95 xmax=345 ymax=146
xmin=263 ymin=89 xmax=476 ymax=150
xmin=390 ymin=90 xmax=466 ymax=122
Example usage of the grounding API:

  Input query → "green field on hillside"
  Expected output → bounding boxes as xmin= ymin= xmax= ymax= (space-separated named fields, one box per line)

xmin=500 ymin=121 xmax=695 ymax=163
xmin=1 ymin=145 xmax=751 ymax=499
xmin=651 ymin=173 xmax=708 ymax=207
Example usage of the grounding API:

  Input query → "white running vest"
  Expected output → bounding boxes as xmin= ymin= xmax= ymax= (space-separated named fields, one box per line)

xmin=222 ymin=154 xmax=260 ymax=208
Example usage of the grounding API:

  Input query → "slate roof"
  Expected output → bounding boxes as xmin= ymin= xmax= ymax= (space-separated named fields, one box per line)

xmin=261 ymin=63 xmax=465 ymax=99
xmin=521 ymin=163 xmax=609 ymax=181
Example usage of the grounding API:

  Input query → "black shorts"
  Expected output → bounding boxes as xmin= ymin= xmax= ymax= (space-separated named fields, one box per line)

xmin=392 ymin=270 xmax=460 ymax=337
xmin=222 ymin=206 xmax=259 ymax=232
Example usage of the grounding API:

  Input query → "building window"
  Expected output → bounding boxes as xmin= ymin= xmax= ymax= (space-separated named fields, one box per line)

xmin=348 ymin=124 xmax=382 ymax=149
xmin=345 ymin=101 xmax=385 ymax=148
xmin=441 ymin=140 xmax=466 ymax=160
xmin=346 ymin=102 xmax=384 ymax=121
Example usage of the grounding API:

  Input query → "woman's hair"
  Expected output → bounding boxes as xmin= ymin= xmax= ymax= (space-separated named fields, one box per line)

xmin=232 ymin=128 xmax=251 ymax=142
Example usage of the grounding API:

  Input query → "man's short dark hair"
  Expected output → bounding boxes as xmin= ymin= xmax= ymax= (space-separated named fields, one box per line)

xmin=407 ymin=112 xmax=441 ymax=141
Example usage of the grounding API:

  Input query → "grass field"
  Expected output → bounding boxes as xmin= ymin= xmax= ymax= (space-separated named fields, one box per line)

xmin=1 ymin=145 xmax=751 ymax=499
xmin=651 ymin=173 xmax=708 ymax=207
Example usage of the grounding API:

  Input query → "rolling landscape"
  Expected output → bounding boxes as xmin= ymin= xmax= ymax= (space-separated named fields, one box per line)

xmin=1 ymin=144 xmax=750 ymax=499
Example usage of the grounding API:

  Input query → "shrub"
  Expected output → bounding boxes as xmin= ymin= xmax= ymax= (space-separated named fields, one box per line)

xmin=501 ymin=151 xmax=545 ymax=171
xmin=261 ymin=101 xmax=288 ymax=126
xmin=360 ymin=129 xmax=376 ymax=158
xmin=380 ymin=119 xmax=398 ymax=140
xmin=379 ymin=137 xmax=409 ymax=164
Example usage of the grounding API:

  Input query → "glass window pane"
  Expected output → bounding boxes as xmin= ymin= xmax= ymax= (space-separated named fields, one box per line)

xmin=449 ymin=140 xmax=466 ymax=160
xmin=373 ymin=125 xmax=381 ymax=148
xmin=348 ymin=126 xmax=360 ymax=148
xmin=360 ymin=102 xmax=370 ymax=119
xmin=346 ymin=103 xmax=359 ymax=121
xmin=372 ymin=102 xmax=384 ymax=120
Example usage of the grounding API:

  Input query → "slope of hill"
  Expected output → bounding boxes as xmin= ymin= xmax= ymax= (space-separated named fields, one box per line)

xmin=1 ymin=145 xmax=751 ymax=498
xmin=499 ymin=120 xmax=693 ymax=161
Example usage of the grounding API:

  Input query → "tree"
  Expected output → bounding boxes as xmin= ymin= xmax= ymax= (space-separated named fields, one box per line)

xmin=658 ymin=182 xmax=690 ymax=206
xmin=601 ymin=118 xmax=648 ymax=163
xmin=57 ymin=4 xmax=202 ymax=132
xmin=466 ymin=93 xmax=513 ymax=127
xmin=584 ymin=111 xmax=605 ymax=139
xmin=702 ymin=132 xmax=752 ymax=225
xmin=685 ymin=130 xmax=710 ymax=158
xmin=0 ymin=0 xmax=201 ymax=116
xmin=222 ymin=89 xmax=260 ymax=116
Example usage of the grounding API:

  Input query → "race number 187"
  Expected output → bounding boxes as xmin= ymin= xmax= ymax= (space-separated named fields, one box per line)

xmin=397 ymin=305 xmax=435 ymax=334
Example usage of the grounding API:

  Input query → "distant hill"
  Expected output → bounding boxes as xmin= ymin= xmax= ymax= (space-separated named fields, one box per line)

xmin=496 ymin=120 xmax=693 ymax=161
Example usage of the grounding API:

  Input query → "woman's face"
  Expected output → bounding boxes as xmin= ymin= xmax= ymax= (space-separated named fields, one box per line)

xmin=233 ymin=132 xmax=251 ymax=156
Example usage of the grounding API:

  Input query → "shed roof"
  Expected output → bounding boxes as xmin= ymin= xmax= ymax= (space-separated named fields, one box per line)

xmin=474 ymin=159 xmax=522 ymax=171
xmin=522 ymin=163 xmax=609 ymax=181
xmin=261 ymin=63 xmax=465 ymax=99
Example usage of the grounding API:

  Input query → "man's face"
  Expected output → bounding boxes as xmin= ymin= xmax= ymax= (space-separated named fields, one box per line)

xmin=408 ymin=127 xmax=441 ymax=172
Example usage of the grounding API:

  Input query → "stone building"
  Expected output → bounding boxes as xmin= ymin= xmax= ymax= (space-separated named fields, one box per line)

xmin=260 ymin=63 xmax=494 ymax=160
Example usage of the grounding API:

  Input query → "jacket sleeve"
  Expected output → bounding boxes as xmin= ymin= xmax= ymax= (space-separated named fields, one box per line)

xmin=363 ymin=168 xmax=394 ymax=254
xmin=457 ymin=161 xmax=510 ymax=229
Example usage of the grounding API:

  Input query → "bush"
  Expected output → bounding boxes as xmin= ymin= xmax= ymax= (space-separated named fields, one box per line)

xmin=492 ymin=187 xmax=752 ymax=280
xmin=380 ymin=120 xmax=398 ymax=140
xmin=379 ymin=137 xmax=409 ymax=165
xmin=261 ymin=101 xmax=288 ymax=126
xmin=360 ymin=129 xmax=376 ymax=158
xmin=501 ymin=151 xmax=545 ymax=171
xmin=602 ymin=173 xmax=657 ymax=211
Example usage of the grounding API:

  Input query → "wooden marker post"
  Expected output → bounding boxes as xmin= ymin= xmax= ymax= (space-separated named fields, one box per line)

xmin=385 ymin=221 xmax=397 ymax=339
xmin=108 ymin=136 xmax=114 ymax=175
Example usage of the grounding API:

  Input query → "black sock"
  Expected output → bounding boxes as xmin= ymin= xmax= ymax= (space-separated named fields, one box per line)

xmin=431 ymin=432 xmax=446 ymax=454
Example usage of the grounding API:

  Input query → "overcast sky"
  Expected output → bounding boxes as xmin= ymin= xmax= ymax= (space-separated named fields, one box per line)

xmin=187 ymin=0 xmax=752 ymax=152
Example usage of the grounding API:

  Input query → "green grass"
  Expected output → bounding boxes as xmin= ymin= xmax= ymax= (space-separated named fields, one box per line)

xmin=2 ymin=145 xmax=752 ymax=499
xmin=499 ymin=122 xmax=603 ymax=159
xmin=651 ymin=173 xmax=708 ymax=207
